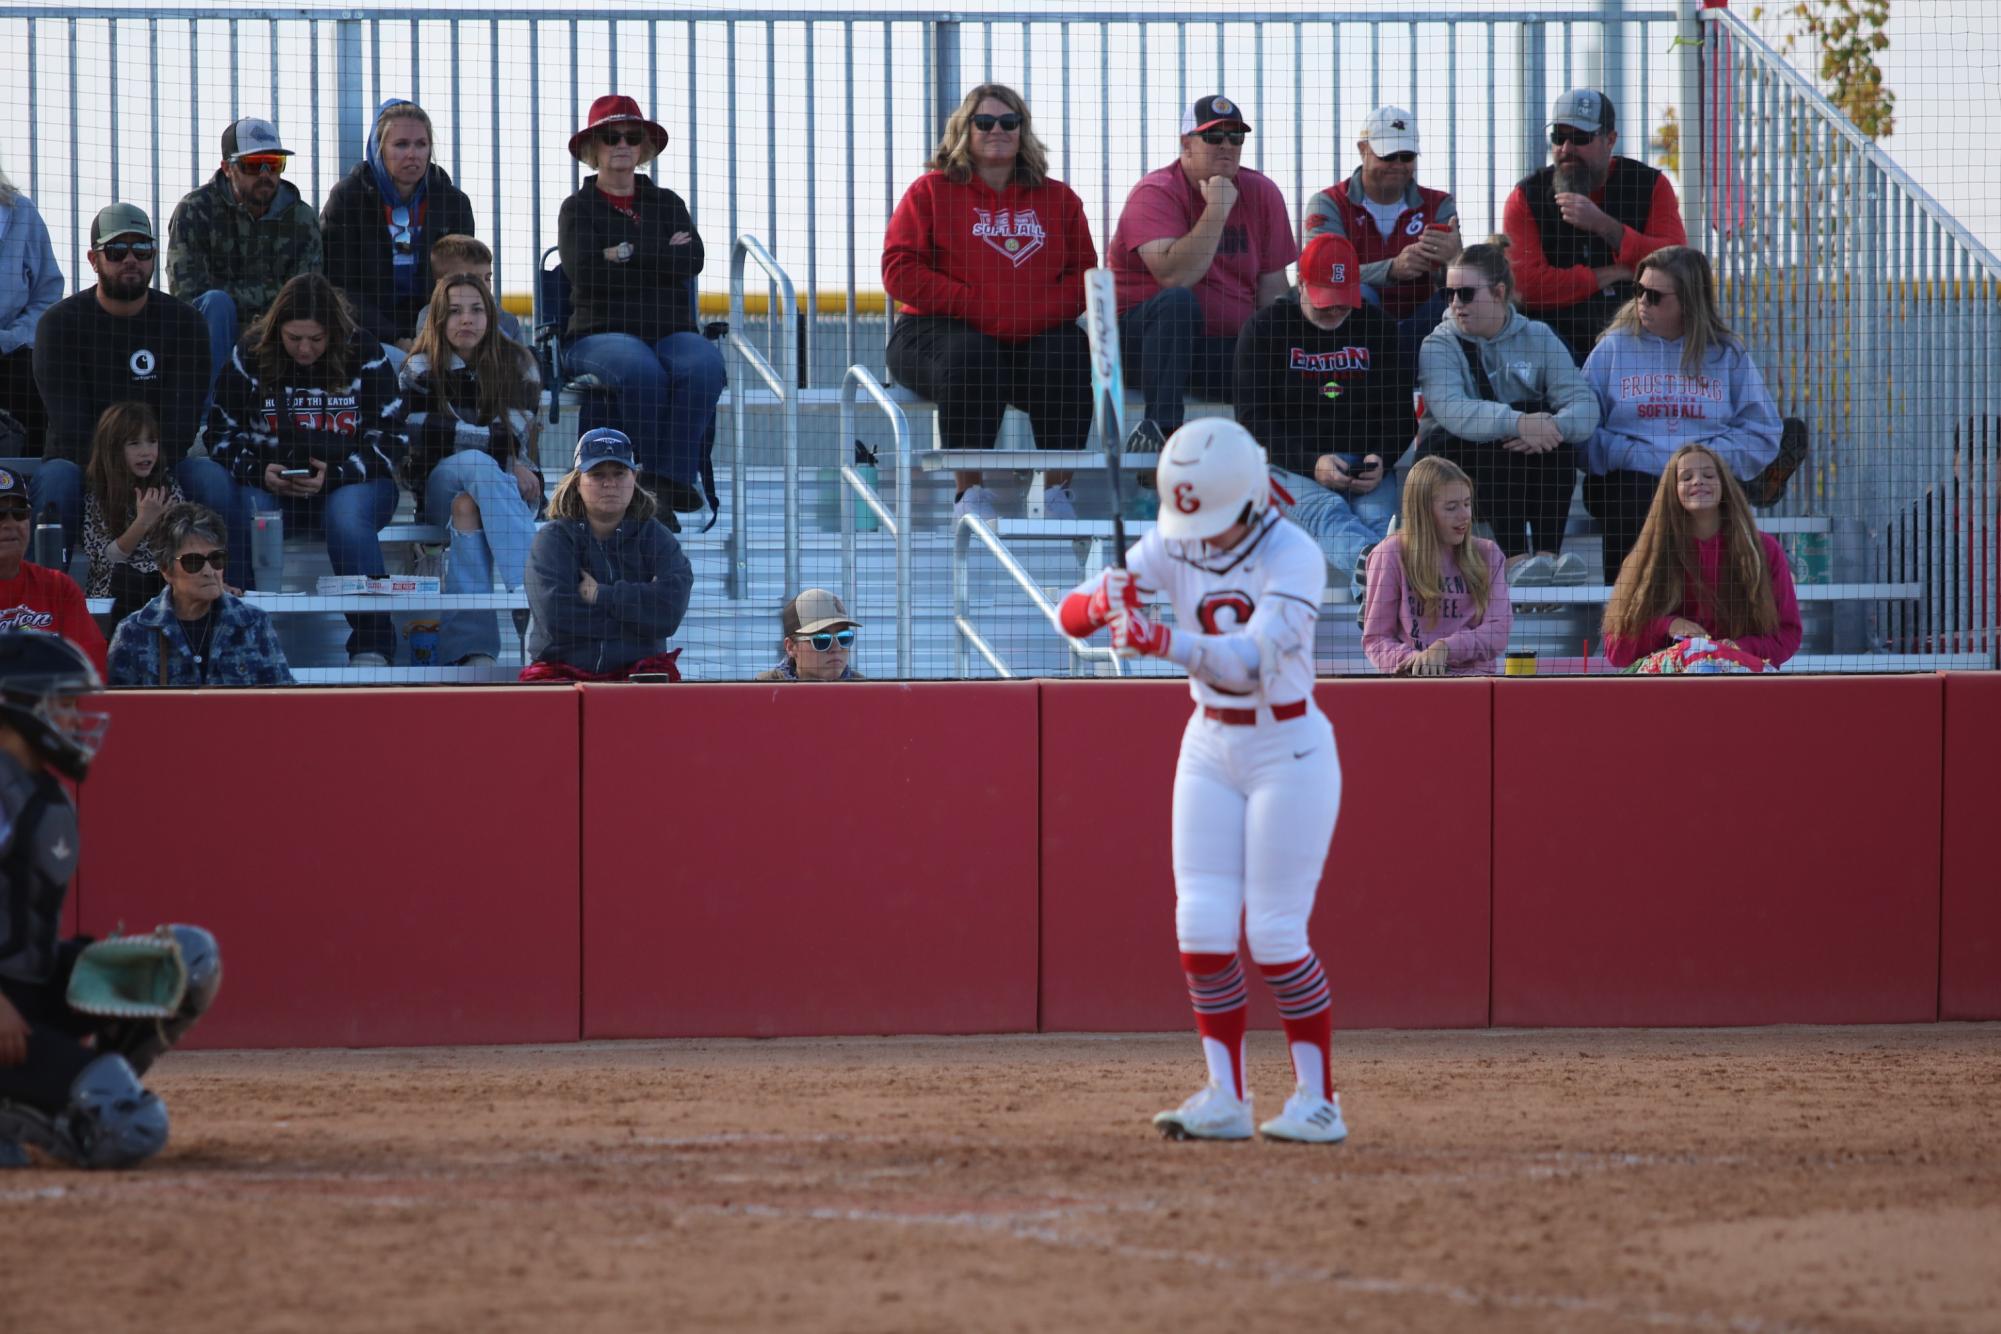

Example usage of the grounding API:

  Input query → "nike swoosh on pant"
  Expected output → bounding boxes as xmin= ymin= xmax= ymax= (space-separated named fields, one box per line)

xmin=1292 ymin=749 xmax=1315 ymax=760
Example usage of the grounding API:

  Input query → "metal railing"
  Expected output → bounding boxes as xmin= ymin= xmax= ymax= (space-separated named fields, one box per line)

xmin=726 ymin=233 xmax=799 ymax=600
xmin=837 ymin=365 xmax=913 ymax=677
xmin=1693 ymin=4 xmax=2001 ymax=661
xmin=951 ymin=514 xmax=1125 ymax=679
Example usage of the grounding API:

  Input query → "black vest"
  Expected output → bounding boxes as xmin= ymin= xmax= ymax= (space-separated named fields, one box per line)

xmin=0 ymin=751 xmax=78 ymax=987
xmin=1517 ymin=157 xmax=1664 ymax=272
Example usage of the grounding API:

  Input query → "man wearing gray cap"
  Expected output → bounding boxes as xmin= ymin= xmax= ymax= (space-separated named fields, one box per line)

xmin=755 ymin=589 xmax=865 ymax=682
xmin=167 ymin=117 xmax=324 ymax=390
xmin=1501 ymin=89 xmax=1684 ymax=363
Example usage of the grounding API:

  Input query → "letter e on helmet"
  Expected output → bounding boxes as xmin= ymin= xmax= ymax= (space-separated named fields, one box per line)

xmin=1153 ymin=419 xmax=1270 ymax=540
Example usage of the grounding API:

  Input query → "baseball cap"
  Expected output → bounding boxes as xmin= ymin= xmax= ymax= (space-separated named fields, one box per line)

xmin=1180 ymin=94 xmax=1250 ymax=136
xmin=90 ymin=203 xmax=156 ymax=248
xmin=781 ymin=588 xmax=862 ymax=638
xmin=1298 ymin=234 xmax=1362 ymax=310
xmin=574 ymin=427 xmax=638 ymax=473
xmin=221 ymin=117 xmax=294 ymax=161
xmin=0 ymin=467 xmax=29 ymax=507
xmin=1550 ymin=89 xmax=1616 ymax=135
xmin=1360 ymin=105 xmax=1419 ymax=156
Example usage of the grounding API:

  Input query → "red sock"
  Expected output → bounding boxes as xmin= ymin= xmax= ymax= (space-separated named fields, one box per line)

xmin=1181 ymin=951 xmax=1249 ymax=1099
xmin=1260 ymin=954 xmax=1333 ymax=1099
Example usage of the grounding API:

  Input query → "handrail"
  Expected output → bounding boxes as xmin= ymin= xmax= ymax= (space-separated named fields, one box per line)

xmin=950 ymin=514 xmax=1124 ymax=679
xmin=727 ymin=234 xmax=800 ymax=600
xmin=837 ymin=365 xmax=913 ymax=678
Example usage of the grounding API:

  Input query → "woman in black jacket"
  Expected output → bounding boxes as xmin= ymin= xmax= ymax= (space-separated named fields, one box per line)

xmin=321 ymin=99 xmax=476 ymax=360
xmin=556 ymin=95 xmax=723 ymax=517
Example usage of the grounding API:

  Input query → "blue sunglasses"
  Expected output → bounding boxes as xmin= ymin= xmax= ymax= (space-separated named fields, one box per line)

xmin=796 ymin=628 xmax=857 ymax=651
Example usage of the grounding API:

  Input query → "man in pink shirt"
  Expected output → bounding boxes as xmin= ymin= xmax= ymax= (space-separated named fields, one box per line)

xmin=1110 ymin=95 xmax=1298 ymax=441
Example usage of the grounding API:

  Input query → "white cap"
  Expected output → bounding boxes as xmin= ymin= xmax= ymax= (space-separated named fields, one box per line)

xmin=1360 ymin=106 xmax=1419 ymax=156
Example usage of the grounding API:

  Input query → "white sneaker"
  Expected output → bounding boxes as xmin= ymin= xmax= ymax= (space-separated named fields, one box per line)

xmin=1042 ymin=483 xmax=1078 ymax=521
xmin=1510 ymin=553 xmax=1556 ymax=586
xmin=1152 ymin=1081 xmax=1255 ymax=1141
xmin=348 ymin=652 xmax=391 ymax=668
xmin=455 ymin=653 xmax=498 ymax=668
xmin=1259 ymin=1087 xmax=1349 ymax=1145
xmin=1550 ymin=550 xmax=1592 ymax=585
xmin=952 ymin=484 xmax=999 ymax=527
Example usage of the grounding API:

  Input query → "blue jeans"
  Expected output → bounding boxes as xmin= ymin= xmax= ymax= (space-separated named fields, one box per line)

xmin=29 ymin=455 xmax=236 ymax=573
xmin=249 ymin=477 xmax=399 ymax=658
xmin=564 ymin=331 xmax=725 ymax=497
xmin=422 ymin=449 xmax=538 ymax=664
xmin=1115 ymin=287 xmax=1238 ymax=436
xmin=190 ymin=290 xmax=240 ymax=397
xmin=1272 ymin=465 xmax=1400 ymax=574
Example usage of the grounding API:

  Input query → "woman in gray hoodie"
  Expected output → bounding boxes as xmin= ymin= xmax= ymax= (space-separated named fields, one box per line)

xmin=1416 ymin=242 xmax=1601 ymax=585
xmin=0 ymin=166 xmax=63 ymax=450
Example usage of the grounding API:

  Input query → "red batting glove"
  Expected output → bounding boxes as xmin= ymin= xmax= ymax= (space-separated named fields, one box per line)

xmin=1087 ymin=567 xmax=1141 ymax=629
xmin=1112 ymin=607 xmax=1172 ymax=658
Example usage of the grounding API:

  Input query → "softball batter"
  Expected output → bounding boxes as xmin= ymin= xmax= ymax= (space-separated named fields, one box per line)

xmin=1059 ymin=418 xmax=1346 ymax=1144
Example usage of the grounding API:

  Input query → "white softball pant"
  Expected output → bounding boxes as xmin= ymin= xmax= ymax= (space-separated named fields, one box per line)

xmin=1170 ymin=705 xmax=1343 ymax=962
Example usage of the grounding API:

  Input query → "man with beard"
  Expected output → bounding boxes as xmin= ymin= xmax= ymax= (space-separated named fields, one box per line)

xmin=1502 ymin=89 xmax=1684 ymax=364
xmin=31 ymin=206 xmax=233 ymax=562
xmin=167 ymin=117 xmax=323 ymax=392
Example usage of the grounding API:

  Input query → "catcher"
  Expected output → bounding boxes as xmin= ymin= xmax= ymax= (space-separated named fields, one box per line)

xmin=0 ymin=629 xmax=222 ymax=1169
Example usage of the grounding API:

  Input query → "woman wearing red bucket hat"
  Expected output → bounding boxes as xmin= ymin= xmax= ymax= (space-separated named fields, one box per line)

xmin=557 ymin=95 xmax=723 ymax=519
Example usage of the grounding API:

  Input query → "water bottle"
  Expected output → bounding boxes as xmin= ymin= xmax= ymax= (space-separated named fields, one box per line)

xmin=251 ymin=511 xmax=285 ymax=592
xmin=852 ymin=440 xmax=880 ymax=534
xmin=32 ymin=506 xmax=63 ymax=571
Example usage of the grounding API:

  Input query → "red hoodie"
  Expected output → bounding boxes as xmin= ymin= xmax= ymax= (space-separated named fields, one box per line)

xmin=882 ymin=171 xmax=1097 ymax=342
xmin=1603 ymin=530 xmax=1802 ymax=669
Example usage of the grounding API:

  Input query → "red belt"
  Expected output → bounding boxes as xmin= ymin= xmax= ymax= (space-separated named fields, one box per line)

xmin=1202 ymin=699 xmax=1308 ymax=726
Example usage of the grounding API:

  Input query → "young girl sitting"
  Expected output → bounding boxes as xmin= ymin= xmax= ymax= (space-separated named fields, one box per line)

xmin=82 ymin=402 xmax=185 ymax=624
xmin=1361 ymin=456 xmax=1512 ymax=676
xmin=1602 ymin=442 xmax=1802 ymax=670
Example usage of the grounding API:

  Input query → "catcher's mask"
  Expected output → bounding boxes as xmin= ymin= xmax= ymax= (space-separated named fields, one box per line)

xmin=0 ymin=629 xmax=109 ymax=781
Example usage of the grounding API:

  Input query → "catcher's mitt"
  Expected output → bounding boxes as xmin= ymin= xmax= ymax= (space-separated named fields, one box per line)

xmin=66 ymin=928 xmax=189 ymax=1019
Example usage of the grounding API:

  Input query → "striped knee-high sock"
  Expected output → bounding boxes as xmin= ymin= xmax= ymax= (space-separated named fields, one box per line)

xmin=1181 ymin=952 xmax=1249 ymax=1100
xmin=1260 ymin=954 xmax=1333 ymax=1099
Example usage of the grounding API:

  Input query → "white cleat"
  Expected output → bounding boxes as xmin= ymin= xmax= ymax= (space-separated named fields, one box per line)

xmin=1259 ymin=1087 xmax=1349 ymax=1145
xmin=1152 ymin=1081 xmax=1255 ymax=1141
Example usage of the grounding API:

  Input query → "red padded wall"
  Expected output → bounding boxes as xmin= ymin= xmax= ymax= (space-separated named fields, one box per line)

xmin=77 ymin=688 xmax=582 ymax=1047
xmin=1038 ymin=679 xmax=1492 ymax=1031
xmin=1941 ymin=673 xmax=2001 ymax=1019
xmin=1492 ymin=675 xmax=1942 ymax=1026
xmin=579 ymin=682 xmax=1040 ymax=1037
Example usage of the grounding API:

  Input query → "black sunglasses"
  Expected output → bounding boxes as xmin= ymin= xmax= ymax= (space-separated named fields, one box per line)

xmin=796 ymin=628 xmax=856 ymax=651
xmin=1376 ymin=150 xmax=1417 ymax=164
xmin=1445 ymin=285 xmax=1490 ymax=305
xmin=1549 ymin=127 xmax=1601 ymax=148
xmin=175 ymin=549 xmax=228 ymax=573
xmin=1199 ymin=130 xmax=1247 ymax=146
xmin=96 ymin=241 xmax=157 ymax=262
xmin=970 ymin=113 xmax=1023 ymax=133
xmin=1639 ymin=286 xmax=1676 ymax=306
xmin=597 ymin=127 xmax=648 ymax=147
xmin=0 ymin=502 xmax=29 ymax=522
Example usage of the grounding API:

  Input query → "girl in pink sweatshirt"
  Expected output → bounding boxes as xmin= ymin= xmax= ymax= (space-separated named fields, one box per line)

xmin=1362 ymin=457 xmax=1513 ymax=675
xmin=1601 ymin=442 xmax=1802 ymax=668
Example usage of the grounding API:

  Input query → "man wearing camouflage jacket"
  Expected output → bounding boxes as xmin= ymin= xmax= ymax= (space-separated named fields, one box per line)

xmin=167 ymin=117 xmax=323 ymax=392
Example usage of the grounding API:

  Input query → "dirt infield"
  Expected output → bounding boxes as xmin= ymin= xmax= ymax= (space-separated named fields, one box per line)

xmin=5 ymin=1025 xmax=1998 ymax=1333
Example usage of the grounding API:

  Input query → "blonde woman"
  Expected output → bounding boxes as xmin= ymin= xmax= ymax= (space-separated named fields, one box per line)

xmin=1361 ymin=456 xmax=1512 ymax=675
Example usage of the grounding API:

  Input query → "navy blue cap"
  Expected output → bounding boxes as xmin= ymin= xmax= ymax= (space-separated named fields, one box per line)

xmin=0 ymin=467 xmax=27 ymax=504
xmin=575 ymin=427 xmax=638 ymax=473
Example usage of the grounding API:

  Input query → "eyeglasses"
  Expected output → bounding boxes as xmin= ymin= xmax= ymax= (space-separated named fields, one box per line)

xmin=597 ymin=127 xmax=648 ymax=147
xmin=795 ymin=628 xmax=857 ymax=651
xmin=1199 ymin=130 xmax=1248 ymax=146
xmin=175 ymin=549 xmax=228 ymax=573
xmin=970 ymin=113 xmax=1023 ymax=133
xmin=1445 ymin=285 xmax=1489 ymax=305
xmin=1376 ymin=150 xmax=1418 ymax=164
xmin=1548 ymin=128 xmax=1601 ymax=148
xmin=234 ymin=154 xmax=287 ymax=176
xmin=95 ymin=241 xmax=157 ymax=263
xmin=0 ymin=502 xmax=29 ymax=522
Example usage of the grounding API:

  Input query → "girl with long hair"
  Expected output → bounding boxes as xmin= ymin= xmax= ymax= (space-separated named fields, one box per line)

xmin=401 ymin=272 xmax=544 ymax=666
xmin=81 ymin=402 xmax=185 ymax=622
xmin=1361 ymin=456 xmax=1512 ymax=675
xmin=1601 ymin=443 xmax=1800 ymax=669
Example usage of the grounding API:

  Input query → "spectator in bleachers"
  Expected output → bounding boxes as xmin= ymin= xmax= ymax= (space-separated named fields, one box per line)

xmin=206 ymin=274 xmax=405 ymax=666
xmin=401 ymin=272 xmax=543 ymax=668
xmin=755 ymin=588 xmax=865 ymax=682
xmin=1502 ymin=90 xmax=1684 ymax=365
xmin=423 ymin=235 xmax=526 ymax=346
xmin=1233 ymin=234 xmax=1413 ymax=591
xmin=1602 ymin=443 xmax=1800 ymax=670
xmin=107 ymin=501 xmax=293 ymax=687
xmin=168 ymin=117 xmax=324 ymax=392
xmin=883 ymin=83 xmax=1097 ymax=526
xmin=33 ymin=205 xmax=232 ymax=564
xmin=1581 ymin=246 xmax=1781 ymax=582
xmin=322 ymin=99 xmax=477 ymax=367
xmin=522 ymin=428 xmax=691 ymax=682
xmin=82 ymin=402 xmax=183 ymax=626
xmin=1301 ymin=106 xmax=1460 ymax=353
xmin=1110 ymin=94 xmax=1298 ymax=444
xmin=1361 ymin=456 xmax=1511 ymax=676
xmin=1417 ymin=241 xmax=1598 ymax=587
xmin=0 ymin=465 xmax=106 ymax=678
xmin=557 ymin=95 xmax=723 ymax=521
xmin=0 ymin=164 xmax=62 ymax=452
